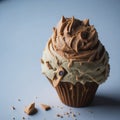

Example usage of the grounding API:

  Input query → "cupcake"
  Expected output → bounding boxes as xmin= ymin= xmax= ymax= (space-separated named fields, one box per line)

xmin=41 ymin=16 xmax=110 ymax=107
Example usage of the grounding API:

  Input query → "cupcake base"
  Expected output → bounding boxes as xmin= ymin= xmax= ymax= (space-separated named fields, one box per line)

xmin=55 ymin=82 xmax=98 ymax=107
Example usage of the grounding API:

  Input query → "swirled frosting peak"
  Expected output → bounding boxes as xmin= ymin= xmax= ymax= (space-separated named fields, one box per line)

xmin=41 ymin=16 xmax=110 ymax=86
xmin=51 ymin=16 xmax=105 ymax=62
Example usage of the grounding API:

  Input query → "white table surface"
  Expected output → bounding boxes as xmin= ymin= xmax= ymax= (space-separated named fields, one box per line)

xmin=0 ymin=0 xmax=120 ymax=120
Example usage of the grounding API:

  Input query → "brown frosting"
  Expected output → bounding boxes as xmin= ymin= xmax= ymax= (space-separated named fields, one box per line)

xmin=41 ymin=16 xmax=110 ymax=86
xmin=51 ymin=16 xmax=108 ymax=63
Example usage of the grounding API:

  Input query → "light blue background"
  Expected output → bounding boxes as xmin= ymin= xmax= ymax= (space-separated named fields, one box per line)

xmin=0 ymin=0 xmax=120 ymax=119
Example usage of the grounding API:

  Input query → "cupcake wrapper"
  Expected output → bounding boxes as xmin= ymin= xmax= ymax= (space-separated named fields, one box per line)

xmin=55 ymin=82 xmax=98 ymax=107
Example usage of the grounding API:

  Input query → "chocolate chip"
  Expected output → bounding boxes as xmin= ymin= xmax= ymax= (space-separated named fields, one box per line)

xmin=81 ymin=31 xmax=89 ymax=39
xmin=59 ymin=71 xmax=65 ymax=76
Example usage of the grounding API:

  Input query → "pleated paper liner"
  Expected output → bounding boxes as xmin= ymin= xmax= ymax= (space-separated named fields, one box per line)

xmin=55 ymin=82 xmax=98 ymax=107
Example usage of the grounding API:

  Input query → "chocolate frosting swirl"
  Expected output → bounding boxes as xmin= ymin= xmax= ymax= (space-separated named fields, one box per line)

xmin=51 ymin=16 xmax=107 ymax=63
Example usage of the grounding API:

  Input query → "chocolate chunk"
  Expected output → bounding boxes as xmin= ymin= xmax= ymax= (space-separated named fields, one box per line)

xmin=81 ymin=31 xmax=89 ymax=39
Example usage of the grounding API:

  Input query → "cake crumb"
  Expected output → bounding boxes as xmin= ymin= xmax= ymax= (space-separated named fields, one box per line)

xmin=22 ymin=117 xmax=25 ymax=119
xmin=52 ymin=105 xmax=54 ymax=108
xmin=60 ymin=106 xmax=63 ymax=109
xmin=12 ymin=106 xmax=16 ymax=110
xmin=57 ymin=114 xmax=60 ymax=117
xmin=13 ymin=117 xmax=15 ymax=120
xmin=78 ymin=112 xmax=80 ymax=115
xmin=70 ymin=111 xmax=72 ymax=114
xmin=18 ymin=99 xmax=21 ymax=102
xmin=57 ymin=106 xmax=59 ymax=108
xmin=40 ymin=104 xmax=51 ymax=111
xmin=72 ymin=113 xmax=76 ymax=117
xmin=56 ymin=114 xmax=63 ymax=118
xmin=41 ymin=59 xmax=44 ymax=64
xmin=24 ymin=102 xmax=37 ymax=115
xmin=87 ymin=110 xmax=93 ymax=113
xmin=66 ymin=112 xmax=69 ymax=115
